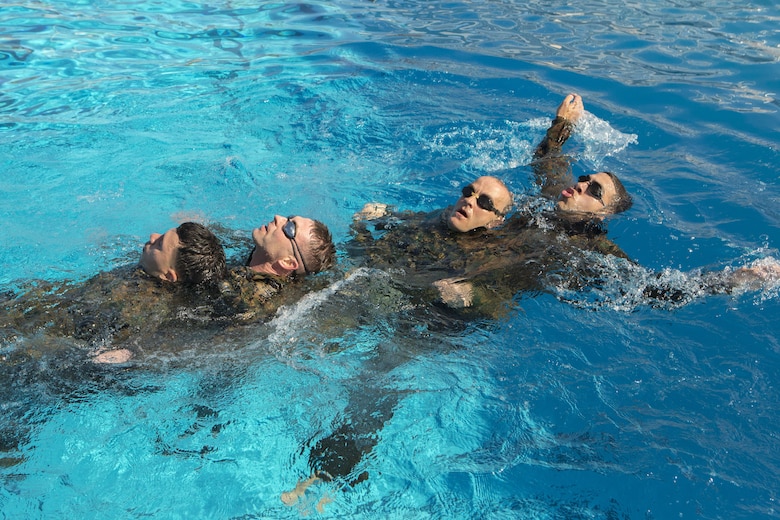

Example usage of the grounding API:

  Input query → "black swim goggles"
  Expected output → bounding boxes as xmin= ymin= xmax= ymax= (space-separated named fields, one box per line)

xmin=461 ymin=185 xmax=501 ymax=215
xmin=283 ymin=216 xmax=311 ymax=274
xmin=578 ymin=175 xmax=605 ymax=206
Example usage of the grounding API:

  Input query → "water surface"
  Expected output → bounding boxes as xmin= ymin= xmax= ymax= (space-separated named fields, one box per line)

xmin=1 ymin=1 xmax=779 ymax=519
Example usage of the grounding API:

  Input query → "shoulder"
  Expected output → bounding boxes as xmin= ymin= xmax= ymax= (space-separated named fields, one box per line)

xmin=226 ymin=266 xmax=285 ymax=299
xmin=228 ymin=266 xmax=283 ymax=287
xmin=198 ymin=266 xmax=287 ymax=321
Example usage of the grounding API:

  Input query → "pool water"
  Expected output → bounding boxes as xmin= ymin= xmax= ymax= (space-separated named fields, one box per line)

xmin=1 ymin=1 xmax=779 ymax=518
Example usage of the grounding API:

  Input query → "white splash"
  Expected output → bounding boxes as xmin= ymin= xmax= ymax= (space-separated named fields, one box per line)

xmin=264 ymin=268 xmax=378 ymax=352
xmin=575 ymin=111 xmax=639 ymax=170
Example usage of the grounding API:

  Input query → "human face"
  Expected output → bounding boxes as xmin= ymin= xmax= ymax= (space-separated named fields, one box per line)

xmin=557 ymin=172 xmax=616 ymax=214
xmin=447 ymin=176 xmax=511 ymax=232
xmin=249 ymin=215 xmax=315 ymax=275
xmin=139 ymin=227 xmax=181 ymax=282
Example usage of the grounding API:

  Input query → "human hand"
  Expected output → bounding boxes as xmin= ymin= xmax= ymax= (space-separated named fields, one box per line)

xmin=92 ymin=348 xmax=133 ymax=364
xmin=433 ymin=278 xmax=474 ymax=308
xmin=732 ymin=257 xmax=780 ymax=287
xmin=353 ymin=202 xmax=389 ymax=221
xmin=555 ymin=93 xmax=584 ymax=124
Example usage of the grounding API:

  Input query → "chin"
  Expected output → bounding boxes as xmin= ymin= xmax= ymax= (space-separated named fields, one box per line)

xmin=447 ymin=218 xmax=466 ymax=232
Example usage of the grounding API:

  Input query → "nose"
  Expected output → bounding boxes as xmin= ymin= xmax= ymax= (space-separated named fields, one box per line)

xmin=273 ymin=215 xmax=284 ymax=225
xmin=149 ymin=232 xmax=162 ymax=243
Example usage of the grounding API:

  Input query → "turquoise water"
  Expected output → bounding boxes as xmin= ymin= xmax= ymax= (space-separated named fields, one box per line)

xmin=1 ymin=1 xmax=779 ymax=518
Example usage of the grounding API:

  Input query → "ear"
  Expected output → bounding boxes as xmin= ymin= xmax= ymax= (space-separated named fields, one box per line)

xmin=160 ymin=269 xmax=178 ymax=283
xmin=274 ymin=256 xmax=300 ymax=276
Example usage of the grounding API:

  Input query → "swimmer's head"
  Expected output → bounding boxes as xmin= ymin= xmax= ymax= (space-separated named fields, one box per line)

xmin=447 ymin=176 xmax=513 ymax=232
xmin=140 ymin=222 xmax=227 ymax=285
xmin=246 ymin=215 xmax=335 ymax=278
xmin=557 ymin=171 xmax=632 ymax=216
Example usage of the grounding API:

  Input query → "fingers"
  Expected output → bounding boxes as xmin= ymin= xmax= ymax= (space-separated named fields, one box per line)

xmin=556 ymin=93 xmax=584 ymax=121
xmin=353 ymin=202 xmax=388 ymax=221
xmin=564 ymin=93 xmax=583 ymax=109
xmin=571 ymin=93 xmax=583 ymax=110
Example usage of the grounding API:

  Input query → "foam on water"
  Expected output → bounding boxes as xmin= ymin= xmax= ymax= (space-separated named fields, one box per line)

xmin=425 ymin=111 xmax=639 ymax=194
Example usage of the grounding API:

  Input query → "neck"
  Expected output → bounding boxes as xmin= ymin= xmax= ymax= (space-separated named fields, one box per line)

xmin=553 ymin=211 xmax=607 ymax=236
xmin=247 ymin=252 xmax=293 ymax=278
xmin=248 ymin=262 xmax=277 ymax=275
xmin=247 ymin=247 xmax=277 ymax=275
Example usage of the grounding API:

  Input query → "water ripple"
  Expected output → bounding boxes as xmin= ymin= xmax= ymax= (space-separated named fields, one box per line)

xmin=1 ymin=0 xmax=777 ymax=125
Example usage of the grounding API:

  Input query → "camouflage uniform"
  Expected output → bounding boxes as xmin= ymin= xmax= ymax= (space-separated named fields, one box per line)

xmin=1 ymin=266 xmax=182 ymax=352
xmin=346 ymin=116 xmax=631 ymax=317
xmin=213 ymin=266 xmax=287 ymax=321
xmin=0 ymin=264 xmax=290 ymax=362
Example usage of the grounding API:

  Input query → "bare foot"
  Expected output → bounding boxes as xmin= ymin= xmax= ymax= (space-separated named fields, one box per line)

xmin=316 ymin=495 xmax=333 ymax=513
xmin=281 ymin=471 xmax=333 ymax=512
xmin=281 ymin=473 xmax=323 ymax=506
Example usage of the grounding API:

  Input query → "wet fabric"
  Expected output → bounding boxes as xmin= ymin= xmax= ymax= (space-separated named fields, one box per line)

xmin=0 ymin=264 xmax=292 ymax=363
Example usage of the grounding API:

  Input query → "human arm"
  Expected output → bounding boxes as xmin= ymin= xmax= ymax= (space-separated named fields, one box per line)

xmin=728 ymin=258 xmax=780 ymax=290
xmin=433 ymin=276 xmax=521 ymax=320
xmin=432 ymin=229 xmax=630 ymax=315
xmin=208 ymin=267 xmax=285 ymax=321
xmin=436 ymin=255 xmax=780 ymax=315
xmin=540 ymin=253 xmax=780 ymax=310
xmin=532 ymin=93 xmax=584 ymax=200
xmin=351 ymin=203 xmax=424 ymax=230
xmin=643 ymin=257 xmax=780 ymax=305
xmin=431 ymin=229 xmax=564 ymax=317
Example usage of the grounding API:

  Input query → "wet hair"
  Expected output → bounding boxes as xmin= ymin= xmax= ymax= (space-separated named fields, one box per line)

xmin=603 ymin=171 xmax=633 ymax=214
xmin=303 ymin=220 xmax=337 ymax=274
xmin=175 ymin=222 xmax=228 ymax=286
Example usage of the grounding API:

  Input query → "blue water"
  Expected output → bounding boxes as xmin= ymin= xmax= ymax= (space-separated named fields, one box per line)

xmin=1 ymin=1 xmax=779 ymax=518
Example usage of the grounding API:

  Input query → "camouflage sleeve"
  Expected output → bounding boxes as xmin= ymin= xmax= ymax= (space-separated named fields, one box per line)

xmin=531 ymin=116 xmax=576 ymax=200
xmin=642 ymin=269 xmax=750 ymax=306
xmin=435 ymin=232 xmax=625 ymax=317
xmin=433 ymin=252 xmax=552 ymax=319
xmin=346 ymin=210 xmax=442 ymax=269
xmin=579 ymin=233 xmax=633 ymax=261
xmin=0 ymin=281 xmax=77 ymax=340
xmin=352 ymin=208 xmax=428 ymax=234
xmin=466 ymin=270 xmax=538 ymax=319
xmin=212 ymin=267 xmax=284 ymax=321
